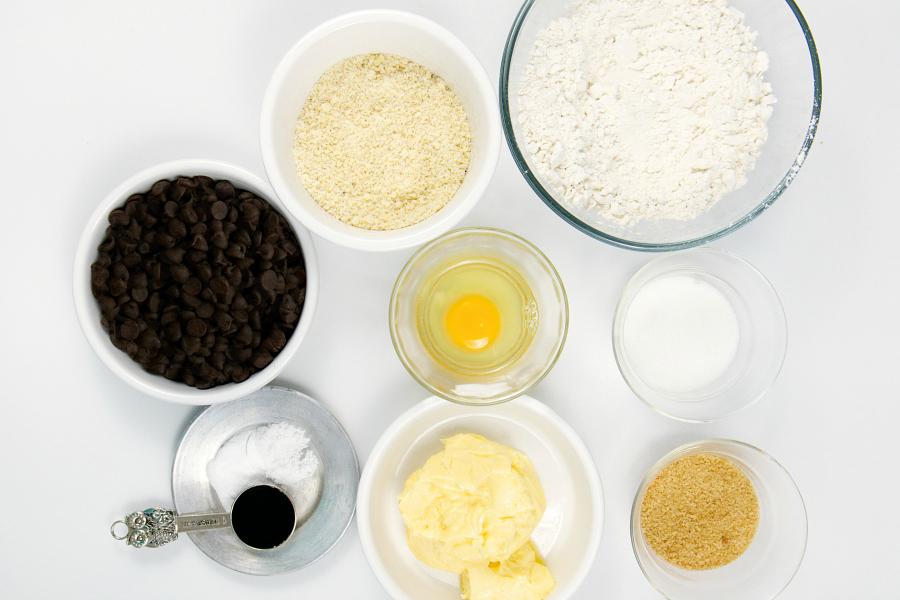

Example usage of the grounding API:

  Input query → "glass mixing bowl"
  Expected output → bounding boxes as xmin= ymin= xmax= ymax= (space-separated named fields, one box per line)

xmin=631 ymin=439 xmax=807 ymax=600
xmin=390 ymin=228 xmax=568 ymax=405
xmin=500 ymin=0 xmax=822 ymax=250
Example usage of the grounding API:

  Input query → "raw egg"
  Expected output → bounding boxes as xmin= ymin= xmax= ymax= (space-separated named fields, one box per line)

xmin=417 ymin=258 xmax=537 ymax=375
xmin=445 ymin=294 xmax=501 ymax=350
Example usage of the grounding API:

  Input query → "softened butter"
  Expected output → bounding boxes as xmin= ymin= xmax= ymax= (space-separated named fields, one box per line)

xmin=398 ymin=433 xmax=546 ymax=574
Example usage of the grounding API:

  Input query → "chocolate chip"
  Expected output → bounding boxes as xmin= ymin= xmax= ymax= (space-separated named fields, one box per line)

xmin=251 ymin=350 xmax=272 ymax=369
xmin=109 ymin=210 xmax=129 ymax=227
xmin=182 ymin=293 xmax=201 ymax=309
xmin=225 ymin=243 xmax=245 ymax=259
xmin=140 ymin=329 xmax=161 ymax=351
xmin=211 ymin=201 xmax=229 ymax=220
xmin=182 ymin=277 xmax=202 ymax=296
xmin=120 ymin=320 xmax=140 ymax=340
xmin=164 ymin=322 xmax=182 ymax=341
xmin=186 ymin=318 xmax=207 ymax=337
xmin=209 ymin=276 xmax=229 ymax=296
xmin=181 ymin=335 xmax=201 ymax=355
xmin=215 ymin=181 xmax=235 ymax=199
xmin=260 ymin=270 xmax=277 ymax=291
xmin=195 ymin=263 xmax=212 ymax=283
xmin=109 ymin=278 xmax=128 ymax=297
xmin=122 ymin=302 xmax=140 ymax=320
xmin=169 ymin=263 xmax=190 ymax=283
xmin=191 ymin=234 xmax=208 ymax=252
xmin=151 ymin=180 xmax=171 ymax=197
xmin=235 ymin=324 xmax=253 ymax=346
xmin=98 ymin=295 xmax=116 ymax=313
xmin=197 ymin=302 xmax=215 ymax=319
xmin=164 ymin=247 xmax=185 ymax=264
xmin=167 ymin=219 xmax=187 ymax=239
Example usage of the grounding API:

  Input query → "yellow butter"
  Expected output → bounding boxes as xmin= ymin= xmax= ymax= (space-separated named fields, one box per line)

xmin=398 ymin=434 xmax=546 ymax=574
xmin=460 ymin=541 xmax=556 ymax=600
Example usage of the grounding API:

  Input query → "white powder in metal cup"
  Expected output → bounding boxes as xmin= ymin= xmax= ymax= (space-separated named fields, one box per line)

xmin=518 ymin=0 xmax=775 ymax=225
xmin=207 ymin=422 xmax=319 ymax=510
xmin=624 ymin=275 xmax=739 ymax=395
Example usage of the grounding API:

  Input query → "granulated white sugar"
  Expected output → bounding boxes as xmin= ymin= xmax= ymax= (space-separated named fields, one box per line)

xmin=624 ymin=275 xmax=739 ymax=394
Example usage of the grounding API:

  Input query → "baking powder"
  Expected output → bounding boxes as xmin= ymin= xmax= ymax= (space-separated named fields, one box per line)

xmin=206 ymin=422 xmax=319 ymax=510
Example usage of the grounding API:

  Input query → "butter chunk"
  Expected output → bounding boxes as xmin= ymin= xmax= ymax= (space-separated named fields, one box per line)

xmin=461 ymin=542 xmax=556 ymax=600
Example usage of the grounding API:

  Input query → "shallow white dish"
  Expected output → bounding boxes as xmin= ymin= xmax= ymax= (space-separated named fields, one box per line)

xmin=73 ymin=159 xmax=319 ymax=405
xmin=260 ymin=9 xmax=501 ymax=252
xmin=357 ymin=395 xmax=603 ymax=600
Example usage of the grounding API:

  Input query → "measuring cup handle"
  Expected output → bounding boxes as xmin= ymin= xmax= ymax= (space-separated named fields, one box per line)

xmin=110 ymin=507 xmax=231 ymax=548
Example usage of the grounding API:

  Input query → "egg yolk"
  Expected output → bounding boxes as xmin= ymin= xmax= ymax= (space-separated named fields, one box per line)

xmin=444 ymin=294 xmax=501 ymax=351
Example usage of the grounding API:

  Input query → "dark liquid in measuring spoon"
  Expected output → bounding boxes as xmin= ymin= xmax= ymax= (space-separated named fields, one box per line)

xmin=231 ymin=485 xmax=295 ymax=549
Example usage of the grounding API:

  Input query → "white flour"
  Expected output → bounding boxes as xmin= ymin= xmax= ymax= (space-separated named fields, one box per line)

xmin=518 ymin=0 xmax=775 ymax=225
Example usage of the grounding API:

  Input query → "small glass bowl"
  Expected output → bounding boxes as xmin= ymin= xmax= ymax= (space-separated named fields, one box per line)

xmin=631 ymin=439 xmax=807 ymax=600
xmin=390 ymin=228 xmax=568 ymax=405
xmin=613 ymin=248 xmax=787 ymax=422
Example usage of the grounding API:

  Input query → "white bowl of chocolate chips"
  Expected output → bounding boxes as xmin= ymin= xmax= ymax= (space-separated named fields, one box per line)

xmin=73 ymin=159 xmax=319 ymax=405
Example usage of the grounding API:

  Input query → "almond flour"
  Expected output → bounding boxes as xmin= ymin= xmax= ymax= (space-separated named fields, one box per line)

xmin=293 ymin=53 xmax=471 ymax=230
xmin=640 ymin=453 xmax=759 ymax=570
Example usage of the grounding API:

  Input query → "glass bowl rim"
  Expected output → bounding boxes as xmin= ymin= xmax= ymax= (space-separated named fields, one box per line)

xmin=499 ymin=0 xmax=823 ymax=252
xmin=389 ymin=226 xmax=569 ymax=405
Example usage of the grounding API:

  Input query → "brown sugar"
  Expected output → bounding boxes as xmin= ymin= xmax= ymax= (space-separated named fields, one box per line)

xmin=640 ymin=453 xmax=759 ymax=570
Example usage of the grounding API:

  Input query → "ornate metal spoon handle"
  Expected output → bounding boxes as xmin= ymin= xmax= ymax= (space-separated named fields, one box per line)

xmin=110 ymin=507 xmax=231 ymax=548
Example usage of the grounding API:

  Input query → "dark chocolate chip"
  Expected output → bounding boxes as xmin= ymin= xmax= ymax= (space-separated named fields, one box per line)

xmin=120 ymin=320 xmax=140 ymax=341
xmin=182 ymin=277 xmax=202 ymax=296
xmin=260 ymin=270 xmax=277 ymax=291
xmin=169 ymin=263 xmax=190 ymax=283
xmin=211 ymin=201 xmax=229 ymax=220
xmin=186 ymin=318 xmax=207 ymax=337
xmin=209 ymin=276 xmax=229 ymax=296
xmin=109 ymin=210 xmax=129 ymax=227
xmin=181 ymin=335 xmax=201 ymax=355
xmin=196 ymin=302 xmax=215 ymax=319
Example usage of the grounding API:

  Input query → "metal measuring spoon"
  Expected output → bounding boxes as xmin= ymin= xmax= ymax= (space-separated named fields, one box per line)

xmin=110 ymin=484 xmax=295 ymax=549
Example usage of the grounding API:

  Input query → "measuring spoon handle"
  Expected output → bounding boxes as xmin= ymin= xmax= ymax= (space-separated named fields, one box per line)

xmin=110 ymin=507 xmax=231 ymax=548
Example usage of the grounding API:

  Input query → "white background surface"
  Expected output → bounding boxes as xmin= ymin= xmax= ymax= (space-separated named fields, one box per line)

xmin=1 ymin=0 xmax=898 ymax=598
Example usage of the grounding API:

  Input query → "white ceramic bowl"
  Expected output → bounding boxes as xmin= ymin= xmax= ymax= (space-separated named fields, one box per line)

xmin=73 ymin=159 xmax=319 ymax=405
xmin=357 ymin=395 xmax=603 ymax=600
xmin=260 ymin=10 xmax=501 ymax=252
